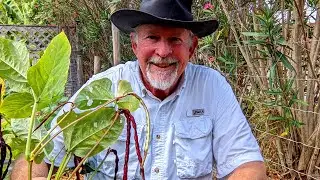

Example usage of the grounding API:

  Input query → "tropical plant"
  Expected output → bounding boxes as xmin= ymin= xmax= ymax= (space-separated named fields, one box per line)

xmin=0 ymin=32 xmax=150 ymax=180
xmin=0 ymin=0 xmax=38 ymax=24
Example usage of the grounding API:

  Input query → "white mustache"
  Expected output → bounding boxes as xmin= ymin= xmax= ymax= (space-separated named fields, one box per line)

xmin=148 ymin=56 xmax=178 ymax=64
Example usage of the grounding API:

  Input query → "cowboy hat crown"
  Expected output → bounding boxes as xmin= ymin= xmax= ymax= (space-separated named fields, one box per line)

xmin=111 ymin=0 xmax=219 ymax=38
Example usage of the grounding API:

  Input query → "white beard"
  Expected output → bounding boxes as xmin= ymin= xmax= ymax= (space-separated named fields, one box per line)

xmin=146 ymin=56 xmax=179 ymax=90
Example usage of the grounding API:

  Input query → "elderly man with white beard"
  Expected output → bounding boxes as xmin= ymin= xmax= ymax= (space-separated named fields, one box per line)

xmin=11 ymin=0 xmax=267 ymax=179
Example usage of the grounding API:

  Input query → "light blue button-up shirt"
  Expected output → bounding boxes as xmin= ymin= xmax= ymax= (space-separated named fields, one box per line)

xmin=45 ymin=60 xmax=263 ymax=179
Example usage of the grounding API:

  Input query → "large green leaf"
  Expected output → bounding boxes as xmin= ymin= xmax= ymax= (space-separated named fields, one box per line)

xmin=10 ymin=118 xmax=53 ymax=163
xmin=27 ymin=32 xmax=71 ymax=108
xmin=116 ymin=80 xmax=139 ymax=112
xmin=0 ymin=38 xmax=30 ymax=92
xmin=59 ymin=107 xmax=123 ymax=157
xmin=75 ymin=78 xmax=114 ymax=110
xmin=0 ymin=92 xmax=33 ymax=118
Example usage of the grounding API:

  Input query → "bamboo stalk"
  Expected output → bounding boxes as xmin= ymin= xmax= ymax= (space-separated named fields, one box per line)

xmin=252 ymin=6 xmax=268 ymax=89
xmin=292 ymin=0 xmax=306 ymax=142
xmin=217 ymin=0 xmax=263 ymax=88
xmin=284 ymin=139 xmax=296 ymax=178
xmin=307 ymin=124 xmax=320 ymax=177
xmin=275 ymin=138 xmax=287 ymax=173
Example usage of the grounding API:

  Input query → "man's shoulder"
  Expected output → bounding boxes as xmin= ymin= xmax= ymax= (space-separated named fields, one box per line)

xmin=88 ymin=60 xmax=137 ymax=83
xmin=187 ymin=63 xmax=227 ymax=82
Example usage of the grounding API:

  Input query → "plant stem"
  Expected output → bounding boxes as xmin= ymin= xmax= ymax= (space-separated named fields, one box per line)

xmin=47 ymin=146 xmax=65 ymax=180
xmin=126 ymin=93 xmax=151 ymax=167
xmin=55 ymin=152 xmax=72 ymax=180
xmin=32 ymin=96 xmax=121 ymax=158
xmin=31 ymin=111 xmax=72 ymax=158
xmin=88 ymin=149 xmax=118 ymax=180
xmin=47 ymin=162 xmax=55 ymax=180
xmin=67 ymin=112 xmax=120 ymax=180
xmin=25 ymin=91 xmax=38 ymax=180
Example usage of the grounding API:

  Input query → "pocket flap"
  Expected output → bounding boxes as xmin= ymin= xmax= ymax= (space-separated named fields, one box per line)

xmin=175 ymin=116 xmax=212 ymax=139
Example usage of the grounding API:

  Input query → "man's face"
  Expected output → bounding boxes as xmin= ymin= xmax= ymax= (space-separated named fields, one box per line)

xmin=131 ymin=24 xmax=198 ymax=91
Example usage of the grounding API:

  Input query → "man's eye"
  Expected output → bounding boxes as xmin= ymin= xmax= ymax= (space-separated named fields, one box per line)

xmin=170 ymin=37 xmax=182 ymax=43
xmin=147 ymin=36 xmax=158 ymax=40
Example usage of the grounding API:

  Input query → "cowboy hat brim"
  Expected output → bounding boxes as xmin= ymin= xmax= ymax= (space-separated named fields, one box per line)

xmin=111 ymin=9 xmax=219 ymax=38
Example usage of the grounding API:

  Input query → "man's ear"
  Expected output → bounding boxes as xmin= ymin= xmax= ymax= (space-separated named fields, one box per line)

xmin=130 ymin=32 xmax=137 ymax=54
xmin=189 ymin=36 xmax=198 ymax=59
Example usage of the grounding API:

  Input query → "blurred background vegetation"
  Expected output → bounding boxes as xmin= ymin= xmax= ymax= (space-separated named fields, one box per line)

xmin=1 ymin=0 xmax=320 ymax=179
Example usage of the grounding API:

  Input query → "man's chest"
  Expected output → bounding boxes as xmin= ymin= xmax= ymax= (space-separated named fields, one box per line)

xmin=88 ymin=96 xmax=214 ymax=180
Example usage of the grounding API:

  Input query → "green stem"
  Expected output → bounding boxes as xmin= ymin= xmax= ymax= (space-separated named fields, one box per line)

xmin=48 ymin=147 xmax=66 ymax=180
xmin=32 ymin=95 xmax=124 ymax=158
xmin=25 ymin=92 xmax=38 ymax=180
xmin=47 ymin=163 xmax=55 ymax=180
xmin=88 ymin=151 xmax=109 ymax=180
xmin=55 ymin=152 xmax=72 ymax=180
xmin=28 ymin=161 xmax=32 ymax=180
xmin=31 ymin=111 xmax=72 ymax=159
xmin=126 ymin=93 xmax=151 ymax=167
xmin=67 ymin=112 xmax=120 ymax=180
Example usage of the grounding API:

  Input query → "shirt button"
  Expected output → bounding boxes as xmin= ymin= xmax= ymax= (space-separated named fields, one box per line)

xmin=156 ymin=134 xmax=161 ymax=139
xmin=154 ymin=167 xmax=160 ymax=173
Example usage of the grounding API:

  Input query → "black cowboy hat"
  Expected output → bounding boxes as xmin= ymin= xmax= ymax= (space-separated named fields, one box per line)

xmin=110 ymin=0 xmax=219 ymax=38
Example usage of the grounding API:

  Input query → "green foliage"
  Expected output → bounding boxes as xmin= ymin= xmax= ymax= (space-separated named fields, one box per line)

xmin=116 ymin=80 xmax=140 ymax=112
xmin=0 ymin=31 xmax=148 ymax=179
xmin=11 ymin=118 xmax=53 ymax=163
xmin=0 ymin=32 xmax=71 ymax=118
xmin=0 ymin=0 xmax=40 ymax=24
xmin=75 ymin=78 xmax=114 ymax=110
xmin=27 ymin=32 xmax=71 ymax=107
xmin=59 ymin=107 xmax=123 ymax=157
xmin=0 ymin=32 xmax=71 ymax=164
xmin=0 ymin=92 xmax=33 ymax=118
xmin=0 ymin=38 xmax=30 ymax=92
xmin=242 ymin=7 xmax=305 ymax=132
xmin=217 ymin=52 xmax=244 ymax=76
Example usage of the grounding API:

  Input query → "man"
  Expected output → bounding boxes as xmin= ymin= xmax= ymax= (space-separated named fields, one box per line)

xmin=11 ymin=0 xmax=266 ymax=179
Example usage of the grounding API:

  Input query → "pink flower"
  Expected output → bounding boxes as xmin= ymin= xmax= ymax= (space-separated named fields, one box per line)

xmin=208 ymin=56 xmax=215 ymax=62
xmin=204 ymin=2 xmax=214 ymax=10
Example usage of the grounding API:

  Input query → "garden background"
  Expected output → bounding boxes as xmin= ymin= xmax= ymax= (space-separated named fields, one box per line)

xmin=0 ymin=0 xmax=319 ymax=179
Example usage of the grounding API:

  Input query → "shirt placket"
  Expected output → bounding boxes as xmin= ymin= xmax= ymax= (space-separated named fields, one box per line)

xmin=151 ymin=103 xmax=168 ymax=180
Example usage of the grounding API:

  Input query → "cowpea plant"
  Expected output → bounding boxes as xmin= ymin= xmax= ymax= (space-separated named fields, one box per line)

xmin=0 ymin=79 xmax=12 ymax=180
xmin=0 ymin=32 xmax=150 ymax=180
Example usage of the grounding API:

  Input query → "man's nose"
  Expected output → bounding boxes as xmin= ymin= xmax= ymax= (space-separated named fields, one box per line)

xmin=155 ymin=41 xmax=172 ymax=58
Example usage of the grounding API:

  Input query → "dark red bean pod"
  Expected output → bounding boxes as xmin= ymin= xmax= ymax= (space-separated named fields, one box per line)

xmin=108 ymin=149 xmax=119 ymax=180
xmin=121 ymin=109 xmax=145 ymax=180
xmin=0 ymin=114 xmax=12 ymax=180
xmin=123 ymin=111 xmax=131 ymax=180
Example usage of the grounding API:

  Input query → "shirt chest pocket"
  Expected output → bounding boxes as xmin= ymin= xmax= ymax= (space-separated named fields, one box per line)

xmin=174 ymin=116 xmax=213 ymax=179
